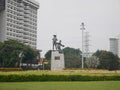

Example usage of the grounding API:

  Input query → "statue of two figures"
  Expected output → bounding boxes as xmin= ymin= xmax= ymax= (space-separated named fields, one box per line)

xmin=52 ymin=35 xmax=64 ymax=51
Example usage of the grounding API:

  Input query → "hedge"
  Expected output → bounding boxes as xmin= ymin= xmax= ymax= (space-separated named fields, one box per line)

xmin=0 ymin=74 xmax=120 ymax=82
xmin=0 ymin=68 xmax=23 ymax=72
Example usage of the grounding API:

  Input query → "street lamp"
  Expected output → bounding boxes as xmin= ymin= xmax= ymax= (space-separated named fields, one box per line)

xmin=80 ymin=22 xmax=85 ymax=68
xmin=19 ymin=51 xmax=24 ymax=68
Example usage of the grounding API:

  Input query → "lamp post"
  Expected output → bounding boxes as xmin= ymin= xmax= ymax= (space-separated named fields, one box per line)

xmin=19 ymin=51 xmax=23 ymax=68
xmin=80 ymin=22 xmax=85 ymax=68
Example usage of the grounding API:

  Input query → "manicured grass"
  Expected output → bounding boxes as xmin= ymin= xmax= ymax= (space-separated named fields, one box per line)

xmin=0 ymin=81 xmax=120 ymax=90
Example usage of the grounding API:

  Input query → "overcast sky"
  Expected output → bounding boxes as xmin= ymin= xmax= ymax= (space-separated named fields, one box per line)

xmin=35 ymin=0 xmax=120 ymax=56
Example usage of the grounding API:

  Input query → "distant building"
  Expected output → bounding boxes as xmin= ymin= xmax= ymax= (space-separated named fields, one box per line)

xmin=118 ymin=35 xmax=120 ymax=58
xmin=109 ymin=34 xmax=120 ymax=57
xmin=109 ymin=38 xmax=118 ymax=55
xmin=0 ymin=0 xmax=39 ymax=49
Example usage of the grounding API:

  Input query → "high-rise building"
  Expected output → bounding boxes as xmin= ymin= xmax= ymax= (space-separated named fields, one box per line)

xmin=118 ymin=35 xmax=120 ymax=57
xmin=0 ymin=0 xmax=39 ymax=49
xmin=109 ymin=34 xmax=120 ymax=57
xmin=109 ymin=38 xmax=118 ymax=55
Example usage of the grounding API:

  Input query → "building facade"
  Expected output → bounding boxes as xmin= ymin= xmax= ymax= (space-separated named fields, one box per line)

xmin=109 ymin=34 xmax=120 ymax=57
xmin=0 ymin=0 xmax=39 ymax=49
xmin=118 ymin=35 xmax=120 ymax=57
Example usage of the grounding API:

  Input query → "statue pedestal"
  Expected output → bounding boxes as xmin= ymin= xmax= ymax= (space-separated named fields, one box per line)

xmin=51 ymin=50 xmax=65 ymax=70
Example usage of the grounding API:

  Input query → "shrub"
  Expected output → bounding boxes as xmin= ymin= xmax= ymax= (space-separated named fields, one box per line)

xmin=0 ymin=74 xmax=120 ymax=82
xmin=0 ymin=68 xmax=23 ymax=72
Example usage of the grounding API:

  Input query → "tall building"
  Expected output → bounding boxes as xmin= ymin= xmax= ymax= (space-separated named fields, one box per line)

xmin=109 ymin=34 xmax=120 ymax=57
xmin=118 ymin=35 xmax=120 ymax=57
xmin=0 ymin=0 xmax=39 ymax=49
xmin=109 ymin=38 xmax=118 ymax=55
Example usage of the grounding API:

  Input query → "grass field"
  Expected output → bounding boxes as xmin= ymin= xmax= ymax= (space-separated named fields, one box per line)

xmin=0 ymin=81 xmax=120 ymax=90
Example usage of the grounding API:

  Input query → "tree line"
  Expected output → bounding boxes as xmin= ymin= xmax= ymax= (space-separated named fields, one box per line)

xmin=0 ymin=40 xmax=38 ymax=68
xmin=0 ymin=40 xmax=120 ymax=70
xmin=44 ymin=47 xmax=120 ymax=70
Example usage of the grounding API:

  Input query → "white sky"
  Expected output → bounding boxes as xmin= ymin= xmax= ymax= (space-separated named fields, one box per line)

xmin=35 ymin=0 xmax=120 ymax=56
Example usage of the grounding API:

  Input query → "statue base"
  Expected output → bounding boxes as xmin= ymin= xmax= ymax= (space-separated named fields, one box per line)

xmin=51 ymin=50 xmax=65 ymax=70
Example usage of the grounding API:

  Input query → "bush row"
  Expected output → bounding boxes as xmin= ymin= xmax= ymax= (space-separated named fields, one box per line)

xmin=0 ymin=68 xmax=23 ymax=72
xmin=0 ymin=74 xmax=120 ymax=82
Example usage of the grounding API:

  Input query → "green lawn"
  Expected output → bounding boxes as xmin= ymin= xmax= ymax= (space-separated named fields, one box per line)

xmin=0 ymin=81 xmax=120 ymax=90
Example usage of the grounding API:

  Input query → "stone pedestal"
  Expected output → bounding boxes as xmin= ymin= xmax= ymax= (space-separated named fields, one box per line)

xmin=51 ymin=50 xmax=65 ymax=70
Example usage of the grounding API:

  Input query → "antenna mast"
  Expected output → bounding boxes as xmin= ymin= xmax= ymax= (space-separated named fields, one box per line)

xmin=80 ymin=22 xmax=85 ymax=68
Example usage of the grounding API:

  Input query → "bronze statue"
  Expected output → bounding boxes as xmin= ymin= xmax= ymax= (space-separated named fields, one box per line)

xmin=52 ymin=35 xmax=64 ymax=51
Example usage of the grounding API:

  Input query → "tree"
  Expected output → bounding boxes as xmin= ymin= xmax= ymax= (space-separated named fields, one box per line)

xmin=43 ymin=59 xmax=51 ymax=70
xmin=0 ymin=39 xmax=37 ymax=68
xmin=22 ymin=45 xmax=37 ymax=67
xmin=64 ymin=54 xmax=81 ymax=68
xmin=63 ymin=47 xmax=82 ymax=68
xmin=44 ymin=50 xmax=52 ymax=60
xmin=63 ymin=47 xmax=81 ymax=56
xmin=93 ymin=50 xmax=120 ymax=70
xmin=85 ymin=56 xmax=100 ymax=68
xmin=0 ymin=42 xmax=4 ymax=67
xmin=44 ymin=50 xmax=52 ymax=70
xmin=0 ymin=40 xmax=24 ymax=67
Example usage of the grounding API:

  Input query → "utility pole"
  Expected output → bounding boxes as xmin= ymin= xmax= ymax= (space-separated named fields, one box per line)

xmin=19 ymin=51 xmax=23 ymax=68
xmin=80 ymin=22 xmax=85 ymax=68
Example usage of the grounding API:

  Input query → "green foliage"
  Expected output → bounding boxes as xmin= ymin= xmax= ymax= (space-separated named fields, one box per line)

xmin=0 ymin=68 xmax=22 ymax=71
xmin=63 ymin=47 xmax=82 ymax=68
xmin=44 ymin=50 xmax=52 ymax=60
xmin=44 ymin=50 xmax=52 ymax=70
xmin=85 ymin=56 xmax=100 ymax=68
xmin=43 ymin=59 xmax=51 ymax=70
xmin=22 ymin=45 xmax=37 ymax=63
xmin=0 ymin=70 xmax=120 ymax=82
xmin=93 ymin=50 xmax=120 ymax=70
xmin=0 ymin=39 xmax=38 ymax=68
xmin=64 ymin=54 xmax=81 ymax=68
xmin=63 ymin=47 xmax=82 ymax=56
xmin=0 ymin=40 xmax=24 ymax=67
xmin=0 ymin=74 xmax=120 ymax=82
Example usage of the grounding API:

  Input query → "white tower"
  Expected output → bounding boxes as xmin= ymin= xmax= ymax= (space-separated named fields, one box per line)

xmin=118 ymin=34 xmax=120 ymax=57
xmin=109 ymin=38 xmax=118 ymax=55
